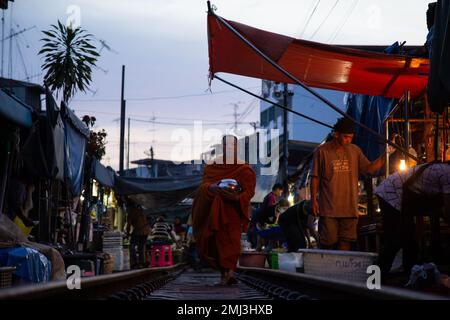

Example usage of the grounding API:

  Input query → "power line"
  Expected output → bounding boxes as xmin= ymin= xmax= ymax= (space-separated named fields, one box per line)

xmin=295 ymin=1 xmax=316 ymax=37
xmin=72 ymin=86 xmax=260 ymax=103
xmin=73 ymin=109 xmax=258 ymax=122
xmin=328 ymin=0 xmax=358 ymax=43
xmin=72 ymin=108 xmax=259 ymax=124
xmin=299 ymin=0 xmax=321 ymax=38
xmin=236 ymin=98 xmax=257 ymax=124
xmin=129 ymin=118 xmax=244 ymax=126
xmin=113 ymin=117 xmax=257 ymax=127
xmin=309 ymin=0 xmax=340 ymax=40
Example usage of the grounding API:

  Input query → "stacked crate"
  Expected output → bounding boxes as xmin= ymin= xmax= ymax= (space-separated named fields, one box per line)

xmin=102 ymin=231 xmax=123 ymax=272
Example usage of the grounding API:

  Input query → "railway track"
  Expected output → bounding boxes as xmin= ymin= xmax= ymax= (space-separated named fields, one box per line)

xmin=144 ymin=269 xmax=270 ymax=300
xmin=0 ymin=263 xmax=447 ymax=300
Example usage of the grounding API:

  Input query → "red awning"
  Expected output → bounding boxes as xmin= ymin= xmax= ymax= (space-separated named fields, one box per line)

xmin=207 ymin=14 xmax=429 ymax=99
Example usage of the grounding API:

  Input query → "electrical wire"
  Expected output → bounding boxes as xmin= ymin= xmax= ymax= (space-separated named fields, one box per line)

xmin=72 ymin=86 xmax=260 ymax=103
xmin=328 ymin=0 xmax=358 ymax=43
xmin=309 ymin=0 xmax=340 ymax=40
xmin=299 ymin=0 xmax=321 ymax=38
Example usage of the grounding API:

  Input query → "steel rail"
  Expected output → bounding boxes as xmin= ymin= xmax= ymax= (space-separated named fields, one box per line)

xmin=237 ymin=267 xmax=449 ymax=300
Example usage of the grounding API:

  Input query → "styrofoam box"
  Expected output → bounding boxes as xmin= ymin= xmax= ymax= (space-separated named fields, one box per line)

xmin=298 ymin=249 xmax=378 ymax=283
xmin=278 ymin=253 xmax=303 ymax=273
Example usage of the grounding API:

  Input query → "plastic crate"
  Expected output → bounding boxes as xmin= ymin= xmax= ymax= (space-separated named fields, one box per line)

xmin=0 ymin=267 xmax=16 ymax=289
xmin=298 ymin=249 xmax=378 ymax=283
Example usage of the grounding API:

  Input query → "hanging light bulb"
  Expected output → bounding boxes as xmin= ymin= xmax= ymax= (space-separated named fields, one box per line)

xmin=287 ymin=193 xmax=294 ymax=206
xmin=399 ymin=159 xmax=407 ymax=171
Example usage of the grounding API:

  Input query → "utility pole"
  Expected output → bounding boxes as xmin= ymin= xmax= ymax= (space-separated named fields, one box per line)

xmin=282 ymin=83 xmax=289 ymax=198
xmin=127 ymin=117 xmax=130 ymax=170
xmin=225 ymin=101 xmax=244 ymax=132
xmin=404 ymin=90 xmax=410 ymax=152
xmin=1 ymin=10 xmax=4 ymax=77
xmin=119 ymin=65 xmax=126 ymax=175
xmin=7 ymin=4 xmax=12 ymax=78
xmin=233 ymin=103 xmax=240 ymax=130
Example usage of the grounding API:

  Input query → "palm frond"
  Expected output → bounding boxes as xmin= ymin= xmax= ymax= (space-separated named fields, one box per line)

xmin=39 ymin=20 xmax=100 ymax=103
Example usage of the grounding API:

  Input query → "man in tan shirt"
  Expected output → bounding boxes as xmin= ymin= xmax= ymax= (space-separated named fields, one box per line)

xmin=310 ymin=117 xmax=388 ymax=251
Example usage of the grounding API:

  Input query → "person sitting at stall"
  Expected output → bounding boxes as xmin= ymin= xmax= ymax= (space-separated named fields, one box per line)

xmin=256 ymin=199 xmax=290 ymax=251
xmin=260 ymin=183 xmax=283 ymax=222
xmin=253 ymin=183 xmax=283 ymax=250
xmin=277 ymin=200 xmax=317 ymax=252
xmin=6 ymin=173 xmax=38 ymax=236
xmin=246 ymin=204 xmax=261 ymax=249
xmin=151 ymin=214 xmax=178 ymax=244
xmin=173 ymin=216 xmax=187 ymax=241
xmin=125 ymin=200 xmax=151 ymax=269
xmin=374 ymin=162 xmax=450 ymax=278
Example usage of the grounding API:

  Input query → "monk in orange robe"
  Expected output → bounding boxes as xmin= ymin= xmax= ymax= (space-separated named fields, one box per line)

xmin=192 ymin=135 xmax=256 ymax=285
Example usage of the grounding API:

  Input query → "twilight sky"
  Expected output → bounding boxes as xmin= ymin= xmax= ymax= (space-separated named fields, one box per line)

xmin=5 ymin=0 xmax=430 ymax=169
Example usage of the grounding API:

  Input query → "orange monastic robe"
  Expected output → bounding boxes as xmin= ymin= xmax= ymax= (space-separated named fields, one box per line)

xmin=192 ymin=161 xmax=256 ymax=271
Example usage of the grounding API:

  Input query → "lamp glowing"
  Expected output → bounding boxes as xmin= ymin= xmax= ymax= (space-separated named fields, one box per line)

xmin=287 ymin=193 xmax=294 ymax=206
xmin=399 ymin=159 xmax=407 ymax=171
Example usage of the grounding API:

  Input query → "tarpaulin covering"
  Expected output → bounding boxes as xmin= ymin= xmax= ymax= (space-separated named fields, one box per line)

xmin=144 ymin=205 xmax=192 ymax=221
xmin=345 ymin=43 xmax=398 ymax=162
xmin=0 ymin=247 xmax=52 ymax=283
xmin=22 ymin=92 xmax=66 ymax=179
xmin=115 ymin=175 xmax=203 ymax=209
xmin=43 ymin=90 xmax=65 ymax=180
xmin=61 ymin=103 xmax=88 ymax=196
xmin=427 ymin=0 xmax=450 ymax=113
xmin=207 ymin=14 xmax=429 ymax=99
xmin=51 ymin=107 xmax=66 ymax=181
xmin=92 ymin=158 xmax=116 ymax=188
xmin=0 ymin=88 xmax=33 ymax=127
xmin=346 ymin=94 xmax=395 ymax=161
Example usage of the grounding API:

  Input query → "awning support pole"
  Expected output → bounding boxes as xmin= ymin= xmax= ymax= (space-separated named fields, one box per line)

xmin=282 ymin=83 xmax=289 ymax=197
xmin=214 ymin=75 xmax=333 ymax=129
xmin=385 ymin=119 xmax=390 ymax=177
xmin=404 ymin=90 xmax=410 ymax=151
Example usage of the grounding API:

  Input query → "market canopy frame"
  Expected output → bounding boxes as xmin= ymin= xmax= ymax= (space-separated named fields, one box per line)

xmin=206 ymin=1 xmax=424 ymax=160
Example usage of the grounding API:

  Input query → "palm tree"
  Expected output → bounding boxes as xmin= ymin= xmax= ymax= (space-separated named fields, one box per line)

xmin=39 ymin=20 xmax=99 ymax=102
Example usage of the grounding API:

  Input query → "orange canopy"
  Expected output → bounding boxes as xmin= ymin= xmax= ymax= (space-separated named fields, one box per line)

xmin=207 ymin=14 xmax=429 ymax=99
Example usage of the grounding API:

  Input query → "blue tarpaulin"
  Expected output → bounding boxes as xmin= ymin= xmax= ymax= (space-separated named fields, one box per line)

xmin=0 ymin=247 xmax=52 ymax=283
xmin=346 ymin=94 xmax=395 ymax=161
xmin=345 ymin=43 xmax=399 ymax=162
xmin=92 ymin=158 xmax=116 ymax=188
xmin=427 ymin=0 xmax=450 ymax=113
xmin=61 ymin=102 xmax=89 ymax=196
xmin=0 ymin=89 xmax=33 ymax=128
